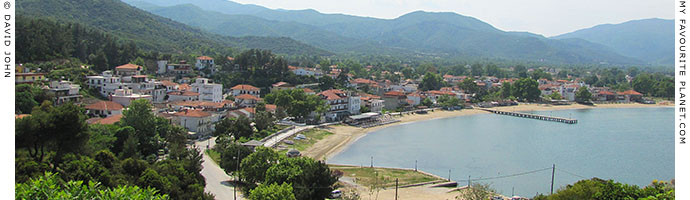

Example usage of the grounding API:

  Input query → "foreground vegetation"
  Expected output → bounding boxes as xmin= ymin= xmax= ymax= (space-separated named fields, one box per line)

xmin=16 ymin=100 xmax=214 ymax=200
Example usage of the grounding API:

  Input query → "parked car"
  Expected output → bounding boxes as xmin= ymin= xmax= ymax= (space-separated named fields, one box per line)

xmin=329 ymin=190 xmax=342 ymax=198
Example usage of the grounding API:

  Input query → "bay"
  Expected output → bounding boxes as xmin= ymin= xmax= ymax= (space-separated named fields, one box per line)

xmin=328 ymin=107 xmax=674 ymax=197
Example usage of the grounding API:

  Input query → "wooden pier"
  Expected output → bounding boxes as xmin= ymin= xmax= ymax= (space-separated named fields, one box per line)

xmin=481 ymin=109 xmax=578 ymax=124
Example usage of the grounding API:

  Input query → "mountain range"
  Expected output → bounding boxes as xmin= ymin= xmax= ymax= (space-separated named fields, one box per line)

xmin=16 ymin=0 xmax=332 ymax=56
xmin=17 ymin=0 xmax=672 ymax=66
xmin=124 ymin=0 xmax=672 ymax=66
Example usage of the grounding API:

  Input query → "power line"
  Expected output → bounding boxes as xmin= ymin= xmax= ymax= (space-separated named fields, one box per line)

xmin=556 ymin=168 xmax=588 ymax=179
xmin=458 ymin=167 xmax=553 ymax=182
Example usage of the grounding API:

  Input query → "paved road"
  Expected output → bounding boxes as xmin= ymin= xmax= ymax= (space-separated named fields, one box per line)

xmin=194 ymin=138 xmax=242 ymax=200
xmin=262 ymin=125 xmax=315 ymax=147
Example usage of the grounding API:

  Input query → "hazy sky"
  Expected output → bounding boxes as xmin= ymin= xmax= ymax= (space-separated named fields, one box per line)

xmin=230 ymin=0 xmax=673 ymax=37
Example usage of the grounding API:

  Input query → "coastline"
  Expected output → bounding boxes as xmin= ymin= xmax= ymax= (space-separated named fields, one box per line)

xmin=302 ymin=102 xmax=672 ymax=161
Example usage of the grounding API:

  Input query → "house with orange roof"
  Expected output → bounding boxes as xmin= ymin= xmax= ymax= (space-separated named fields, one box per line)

xmin=173 ymin=109 xmax=214 ymax=138
xmin=617 ymin=90 xmax=643 ymax=102
xmin=167 ymin=90 xmax=200 ymax=102
xmin=302 ymin=88 xmax=316 ymax=95
xmin=195 ymin=56 xmax=214 ymax=70
xmin=88 ymin=114 xmax=123 ymax=125
xmin=157 ymin=60 xmax=193 ymax=75
xmin=271 ymin=82 xmax=295 ymax=93
xmin=85 ymin=101 xmax=124 ymax=117
xmin=318 ymin=89 xmax=361 ymax=121
xmin=235 ymin=94 xmax=261 ymax=107
xmin=382 ymin=90 xmax=408 ymax=110
xmin=115 ymin=64 xmax=143 ymax=76
xmin=596 ymin=90 xmax=616 ymax=101
xmin=231 ymin=84 xmax=260 ymax=97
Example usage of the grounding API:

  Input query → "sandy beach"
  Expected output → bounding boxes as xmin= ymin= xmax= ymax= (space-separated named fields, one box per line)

xmin=299 ymin=102 xmax=671 ymax=199
xmin=302 ymin=102 xmax=672 ymax=161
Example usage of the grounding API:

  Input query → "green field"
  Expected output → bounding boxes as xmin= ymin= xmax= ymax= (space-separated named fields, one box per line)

xmin=329 ymin=165 xmax=442 ymax=188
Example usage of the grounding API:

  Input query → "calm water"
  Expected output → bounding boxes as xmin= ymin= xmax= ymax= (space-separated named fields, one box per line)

xmin=328 ymin=107 xmax=674 ymax=197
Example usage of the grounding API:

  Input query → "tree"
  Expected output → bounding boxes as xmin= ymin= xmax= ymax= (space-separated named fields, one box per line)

xmin=230 ymin=116 xmax=254 ymax=139
xmin=632 ymin=73 xmax=655 ymax=96
xmin=419 ymin=72 xmax=443 ymax=91
xmin=471 ymin=64 xmax=484 ymax=77
xmin=16 ymin=172 xmax=168 ymax=200
xmin=264 ymin=89 xmax=326 ymax=119
xmin=455 ymin=183 xmax=496 ymax=200
xmin=264 ymin=157 xmax=339 ymax=200
xmin=240 ymin=147 xmax=281 ymax=184
xmin=514 ymin=65 xmax=528 ymax=78
xmin=437 ymin=95 xmax=461 ymax=108
xmin=576 ymin=86 xmax=593 ymax=103
xmin=217 ymin=142 xmax=252 ymax=174
xmin=511 ymin=78 xmax=540 ymax=102
xmin=548 ymin=92 xmax=563 ymax=100
xmin=318 ymin=75 xmax=335 ymax=91
xmin=401 ymin=67 xmax=415 ymax=79
xmin=254 ymin=103 xmax=275 ymax=132
xmin=421 ymin=98 xmax=433 ymax=107
xmin=458 ymin=78 xmax=481 ymax=95
xmin=121 ymin=99 xmax=159 ymax=156
xmin=249 ymin=182 xmax=297 ymax=200
xmin=501 ymin=82 xmax=512 ymax=98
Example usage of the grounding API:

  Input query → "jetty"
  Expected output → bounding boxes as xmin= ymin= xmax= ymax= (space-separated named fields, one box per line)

xmin=481 ymin=109 xmax=578 ymax=124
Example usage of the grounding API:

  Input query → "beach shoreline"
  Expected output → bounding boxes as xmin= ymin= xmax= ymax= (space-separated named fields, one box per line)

xmin=302 ymin=102 xmax=672 ymax=161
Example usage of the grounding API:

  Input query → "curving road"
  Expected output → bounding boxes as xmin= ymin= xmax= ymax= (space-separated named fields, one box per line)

xmin=194 ymin=138 xmax=242 ymax=200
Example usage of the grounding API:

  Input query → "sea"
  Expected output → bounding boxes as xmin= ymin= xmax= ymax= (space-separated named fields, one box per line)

xmin=328 ymin=107 xmax=674 ymax=197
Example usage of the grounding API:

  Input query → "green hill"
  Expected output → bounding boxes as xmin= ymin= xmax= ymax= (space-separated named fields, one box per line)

xmin=17 ymin=0 xmax=331 ymax=56
xmin=125 ymin=0 xmax=643 ymax=65
xmin=553 ymin=18 xmax=673 ymax=65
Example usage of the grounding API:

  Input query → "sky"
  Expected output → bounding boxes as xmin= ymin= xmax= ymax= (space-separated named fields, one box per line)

xmin=230 ymin=0 xmax=673 ymax=37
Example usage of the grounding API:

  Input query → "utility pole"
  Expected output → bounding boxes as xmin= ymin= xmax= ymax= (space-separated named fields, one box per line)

xmin=234 ymin=147 xmax=240 ymax=200
xmin=370 ymin=156 xmax=373 ymax=168
xmin=415 ymin=160 xmax=417 ymax=171
xmin=448 ymin=169 xmax=451 ymax=181
xmin=468 ymin=175 xmax=471 ymax=188
xmin=551 ymin=164 xmax=555 ymax=195
xmin=512 ymin=187 xmax=514 ymax=197
xmin=395 ymin=178 xmax=399 ymax=200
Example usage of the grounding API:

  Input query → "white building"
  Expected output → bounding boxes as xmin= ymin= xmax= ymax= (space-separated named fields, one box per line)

xmin=111 ymin=88 xmax=152 ymax=107
xmin=173 ymin=109 xmax=213 ymax=138
xmin=231 ymin=84 xmax=260 ymax=97
xmin=46 ymin=81 xmax=83 ymax=105
xmin=86 ymin=71 xmax=126 ymax=97
xmin=168 ymin=91 xmax=200 ymax=102
xmin=195 ymin=56 xmax=214 ymax=70
xmin=85 ymin=101 xmax=124 ymax=118
xmin=317 ymin=89 xmax=360 ymax=121
xmin=191 ymin=78 xmax=223 ymax=102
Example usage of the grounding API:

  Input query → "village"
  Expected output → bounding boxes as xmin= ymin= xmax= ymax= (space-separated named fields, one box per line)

xmin=15 ymin=55 xmax=653 ymax=141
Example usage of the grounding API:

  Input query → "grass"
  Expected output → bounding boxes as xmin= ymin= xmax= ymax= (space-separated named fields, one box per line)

xmin=329 ymin=165 xmax=443 ymax=188
xmin=205 ymin=149 xmax=221 ymax=164
xmin=279 ymin=129 xmax=333 ymax=153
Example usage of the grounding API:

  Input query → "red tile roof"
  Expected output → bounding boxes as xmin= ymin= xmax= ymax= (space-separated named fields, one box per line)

xmin=318 ymin=89 xmax=346 ymax=100
xmin=160 ymin=80 xmax=177 ymax=87
xmin=265 ymin=104 xmax=277 ymax=112
xmin=231 ymin=84 xmax=260 ymax=91
xmin=174 ymin=109 xmax=212 ymax=118
xmin=302 ymin=88 xmax=315 ymax=93
xmin=179 ymin=84 xmax=191 ymax=91
xmin=351 ymin=78 xmax=377 ymax=85
xmin=621 ymin=90 xmax=642 ymax=96
xmin=384 ymin=91 xmax=406 ymax=97
xmin=85 ymin=101 xmax=124 ymax=111
xmin=197 ymin=56 xmax=213 ymax=60
xmin=272 ymin=82 xmax=292 ymax=87
xmin=236 ymin=94 xmax=260 ymax=101
xmin=115 ymin=64 xmax=142 ymax=70
xmin=90 ymin=114 xmax=123 ymax=125
xmin=227 ymin=57 xmax=235 ymax=61
xmin=15 ymin=114 xmax=30 ymax=119
xmin=168 ymin=91 xmax=200 ymax=96
xmin=599 ymin=91 xmax=616 ymax=95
